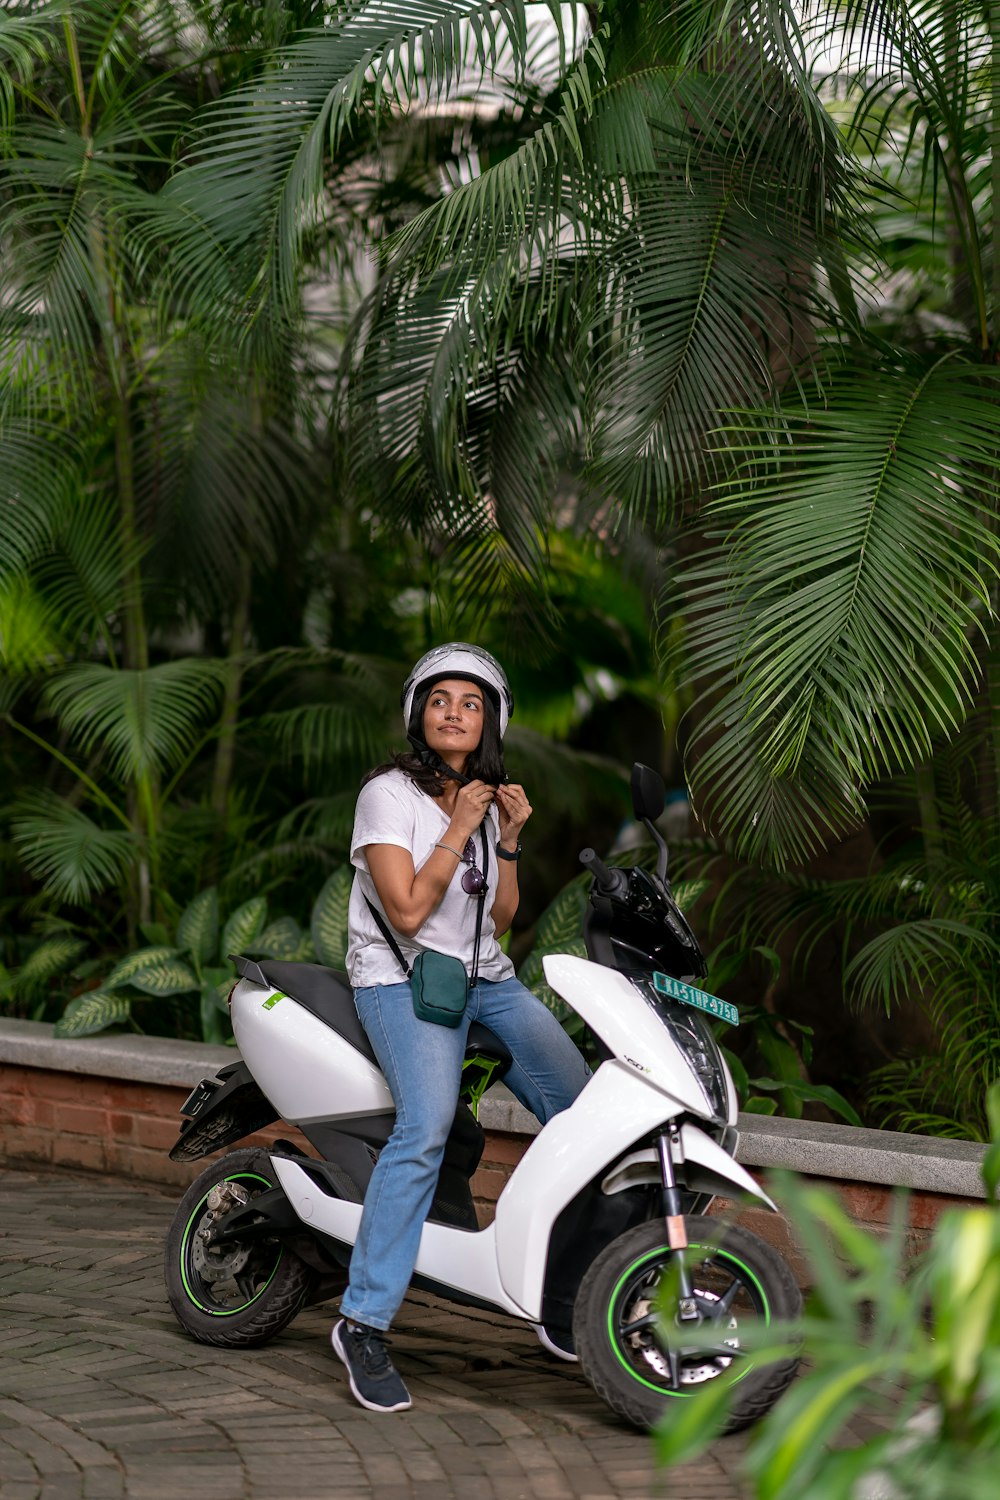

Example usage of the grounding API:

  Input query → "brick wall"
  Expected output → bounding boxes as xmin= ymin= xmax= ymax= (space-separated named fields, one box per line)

xmin=0 ymin=1059 xmax=978 ymax=1256
xmin=0 ymin=1063 xmax=315 ymax=1191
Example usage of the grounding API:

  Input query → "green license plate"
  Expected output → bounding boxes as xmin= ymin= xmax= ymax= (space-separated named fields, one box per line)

xmin=653 ymin=972 xmax=739 ymax=1027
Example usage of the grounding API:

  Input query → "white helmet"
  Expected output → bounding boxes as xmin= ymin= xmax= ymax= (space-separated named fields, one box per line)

xmin=402 ymin=643 xmax=513 ymax=740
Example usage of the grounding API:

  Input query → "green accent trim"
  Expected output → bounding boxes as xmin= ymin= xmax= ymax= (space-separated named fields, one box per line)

xmin=606 ymin=1242 xmax=770 ymax=1398
xmin=459 ymin=1053 xmax=503 ymax=1120
xmin=262 ymin=991 xmax=286 ymax=1010
xmin=178 ymin=1172 xmax=282 ymax=1316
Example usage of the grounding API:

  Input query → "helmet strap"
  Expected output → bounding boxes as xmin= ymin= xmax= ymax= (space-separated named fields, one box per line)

xmin=406 ymin=734 xmax=472 ymax=786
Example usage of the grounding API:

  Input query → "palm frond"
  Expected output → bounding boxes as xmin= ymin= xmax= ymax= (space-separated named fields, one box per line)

xmin=43 ymin=659 xmax=225 ymax=781
xmin=845 ymin=916 xmax=998 ymax=1015
xmin=0 ymin=2 xmax=61 ymax=132
xmin=0 ymin=418 xmax=79 ymax=583
xmin=12 ymin=789 xmax=136 ymax=904
xmin=677 ymin=355 xmax=1000 ymax=864
xmin=162 ymin=0 xmax=564 ymax=329
xmin=33 ymin=492 xmax=124 ymax=656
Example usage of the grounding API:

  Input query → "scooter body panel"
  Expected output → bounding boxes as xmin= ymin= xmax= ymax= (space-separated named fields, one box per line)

xmin=542 ymin=953 xmax=718 ymax=1119
xmin=270 ymin=1156 xmax=527 ymax=1317
xmin=231 ymin=980 xmax=393 ymax=1122
xmin=599 ymin=1126 xmax=777 ymax=1212
xmin=492 ymin=1059 xmax=692 ymax=1318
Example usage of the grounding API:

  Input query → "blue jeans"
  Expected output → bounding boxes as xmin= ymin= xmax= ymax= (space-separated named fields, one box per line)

xmin=339 ymin=976 xmax=591 ymax=1331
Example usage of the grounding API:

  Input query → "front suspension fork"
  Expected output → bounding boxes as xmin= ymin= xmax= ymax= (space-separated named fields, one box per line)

xmin=657 ymin=1128 xmax=697 ymax=1317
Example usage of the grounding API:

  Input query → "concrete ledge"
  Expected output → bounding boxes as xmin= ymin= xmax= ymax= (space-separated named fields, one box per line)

xmin=0 ymin=1017 xmax=234 ymax=1090
xmin=1 ymin=1019 xmax=988 ymax=1198
xmin=735 ymin=1112 xmax=988 ymax=1199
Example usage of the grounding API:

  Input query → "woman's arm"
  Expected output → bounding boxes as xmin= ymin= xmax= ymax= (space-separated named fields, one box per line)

xmin=490 ymin=783 xmax=532 ymax=937
xmin=366 ymin=780 xmax=496 ymax=938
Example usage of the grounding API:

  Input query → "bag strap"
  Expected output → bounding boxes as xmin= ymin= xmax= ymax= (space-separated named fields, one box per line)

xmin=364 ymin=895 xmax=412 ymax=979
xmin=364 ymin=821 xmax=490 ymax=983
xmin=469 ymin=823 xmax=488 ymax=986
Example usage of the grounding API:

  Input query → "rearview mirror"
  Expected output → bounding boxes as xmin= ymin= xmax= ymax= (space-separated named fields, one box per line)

xmin=631 ymin=763 xmax=666 ymax=823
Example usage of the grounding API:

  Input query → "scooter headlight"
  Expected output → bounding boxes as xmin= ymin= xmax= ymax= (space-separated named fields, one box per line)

xmin=631 ymin=978 xmax=731 ymax=1123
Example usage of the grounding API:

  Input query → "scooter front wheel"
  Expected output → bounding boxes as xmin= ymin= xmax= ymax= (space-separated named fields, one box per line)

xmin=574 ymin=1216 xmax=801 ymax=1432
xmin=165 ymin=1148 xmax=315 ymax=1347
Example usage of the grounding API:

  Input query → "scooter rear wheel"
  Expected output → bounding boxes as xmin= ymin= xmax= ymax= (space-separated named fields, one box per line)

xmin=165 ymin=1148 xmax=315 ymax=1347
xmin=574 ymin=1216 xmax=801 ymax=1432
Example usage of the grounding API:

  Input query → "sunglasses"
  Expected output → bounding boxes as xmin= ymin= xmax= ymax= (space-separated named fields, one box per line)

xmin=460 ymin=837 xmax=487 ymax=896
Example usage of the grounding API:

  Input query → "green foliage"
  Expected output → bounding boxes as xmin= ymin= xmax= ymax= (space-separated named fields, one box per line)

xmin=0 ymin=933 xmax=88 ymax=1021
xmin=176 ymin=888 xmax=219 ymax=970
xmin=54 ymin=990 xmax=132 ymax=1039
xmin=710 ymin=726 xmax=1000 ymax=1140
xmin=221 ymin=897 xmax=269 ymax=960
xmin=50 ymin=875 xmax=349 ymax=1041
xmin=311 ymin=867 xmax=353 ymax=971
xmin=12 ymin=792 xmax=136 ymax=906
xmin=517 ymin=874 xmax=590 ymax=1033
xmin=656 ymin=1096 xmax=1000 ymax=1498
xmin=519 ymin=857 xmax=860 ymax=1122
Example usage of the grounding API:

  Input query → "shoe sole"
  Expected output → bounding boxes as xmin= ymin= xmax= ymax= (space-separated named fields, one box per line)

xmin=331 ymin=1321 xmax=412 ymax=1413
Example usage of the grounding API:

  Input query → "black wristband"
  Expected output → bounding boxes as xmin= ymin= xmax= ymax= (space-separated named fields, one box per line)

xmin=495 ymin=840 xmax=521 ymax=862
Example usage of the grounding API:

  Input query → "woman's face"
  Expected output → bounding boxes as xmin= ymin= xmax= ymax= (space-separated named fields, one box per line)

xmin=422 ymin=679 xmax=485 ymax=761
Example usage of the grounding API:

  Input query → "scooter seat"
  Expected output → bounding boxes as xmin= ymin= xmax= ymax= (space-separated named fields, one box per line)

xmin=249 ymin=959 xmax=511 ymax=1074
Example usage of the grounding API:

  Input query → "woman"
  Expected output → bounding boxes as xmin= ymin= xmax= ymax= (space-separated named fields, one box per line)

xmin=333 ymin=643 xmax=590 ymax=1413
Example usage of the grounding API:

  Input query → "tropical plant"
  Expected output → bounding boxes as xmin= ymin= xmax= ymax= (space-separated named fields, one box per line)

xmin=654 ymin=1086 xmax=1000 ymax=1500
xmin=52 ymin=867 xmax=354 ymax=1043
xmin=160 ymin=0 xmax=1000 ymax=877
xmin=516 ymin=845 xmax=860 ymax=1121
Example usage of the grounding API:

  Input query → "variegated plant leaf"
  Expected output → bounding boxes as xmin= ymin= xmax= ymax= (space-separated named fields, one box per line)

xmin=200 ymin=982 xmax=229 ymax=1044
xmin=254 ymin=916 xmax=308 ymax=960
xmin=126 ymin=957 xmax=200 ymax=996
xmin=104 ymin=945 xmax=180 ymax=990
xmin=310 ymin=866 xmax=352 ymax=971
xmin=672 ymin=877 xmax=710 ymax=913
xmin=5 ymin=935 xmax=86 ymax=997
xmin=176 ymin=887 xmax=219 ymax=967
xmin=54 ymin=990 xmax=131 ymax=1038
xmin=221 ymin=896 xmax=268 ymax=961
xmin=531 ymin=876 xmax=589 ymax=954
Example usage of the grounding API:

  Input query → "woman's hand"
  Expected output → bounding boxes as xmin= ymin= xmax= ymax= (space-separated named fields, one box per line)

xmin=494 ymin=783 xmax=531 ymax=847
xmin=449 ymin=779 xmax=496 ymax=841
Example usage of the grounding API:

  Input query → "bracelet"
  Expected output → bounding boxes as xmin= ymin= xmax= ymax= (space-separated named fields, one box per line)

xmin=495 ymin=840 xmax=521 ymax=862
xmin=435 ymin=841 xmax=464 ymax=860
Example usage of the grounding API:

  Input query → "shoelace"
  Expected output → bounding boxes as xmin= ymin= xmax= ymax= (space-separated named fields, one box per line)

xmin=349 ymin=1325 xmax=393 ymax=1377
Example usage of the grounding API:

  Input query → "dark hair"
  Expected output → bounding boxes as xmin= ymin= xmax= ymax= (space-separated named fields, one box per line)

xmin=362 ymin=683 xmax=507 ymax=794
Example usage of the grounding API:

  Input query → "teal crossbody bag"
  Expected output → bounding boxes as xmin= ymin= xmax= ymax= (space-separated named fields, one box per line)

xmin=365 ymin=826 xmax=488 ymax=1029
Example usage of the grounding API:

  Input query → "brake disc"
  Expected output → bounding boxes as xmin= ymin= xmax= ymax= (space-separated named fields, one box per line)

xmin=192 ymin=1226 xmax=253 ymax=1285
xmin=626 ymin=1287 xmax=739 ymax=1385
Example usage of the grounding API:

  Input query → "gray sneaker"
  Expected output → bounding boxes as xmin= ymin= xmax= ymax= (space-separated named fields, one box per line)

xmin=332 ymin=1319 xmax=412 ymax=1412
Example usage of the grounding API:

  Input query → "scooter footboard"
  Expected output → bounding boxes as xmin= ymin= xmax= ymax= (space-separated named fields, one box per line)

xmin=269 ymin=1157 xmax=528 ymax=1318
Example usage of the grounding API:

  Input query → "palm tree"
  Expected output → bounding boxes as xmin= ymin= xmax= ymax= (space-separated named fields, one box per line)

xmin=161 ymin=0 xmax=1000 ymax=871
xmin=0 ymin=2 xmax=321 ymax=935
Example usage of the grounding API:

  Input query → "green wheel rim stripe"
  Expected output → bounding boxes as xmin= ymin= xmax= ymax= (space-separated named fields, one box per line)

xmin=606 ymin=1242 xmax=770 ymax=1397
xmin=179 ymin=1172 xmax=282 ymax=1316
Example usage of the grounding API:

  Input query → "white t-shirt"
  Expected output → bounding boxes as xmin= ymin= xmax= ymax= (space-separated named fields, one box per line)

xmin=346 ymin=768 xmax=515 ymax=988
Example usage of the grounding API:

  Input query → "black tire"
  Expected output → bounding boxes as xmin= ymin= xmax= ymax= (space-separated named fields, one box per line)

xmin=164 ymin=1148 xmax=315 ymax=1348
xmin=574 ymin=1216 xmax=801 ymax=1432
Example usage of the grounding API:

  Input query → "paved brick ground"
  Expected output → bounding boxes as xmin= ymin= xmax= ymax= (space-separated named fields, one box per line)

xmin=0 ymin=1165 xmax=899 ymax=1500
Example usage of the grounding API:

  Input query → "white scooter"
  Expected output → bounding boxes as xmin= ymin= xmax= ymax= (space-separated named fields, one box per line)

xmin=164 ymin=764 xmax=800 ymax=1430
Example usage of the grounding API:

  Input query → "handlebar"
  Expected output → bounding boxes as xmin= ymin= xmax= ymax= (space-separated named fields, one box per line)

xmin=579 ymin=847 xmax=627 ymax=897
